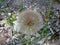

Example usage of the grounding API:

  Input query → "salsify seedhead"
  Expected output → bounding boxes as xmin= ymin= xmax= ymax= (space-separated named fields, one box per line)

xmin=17 ymin=9 xmax=43 ymax=35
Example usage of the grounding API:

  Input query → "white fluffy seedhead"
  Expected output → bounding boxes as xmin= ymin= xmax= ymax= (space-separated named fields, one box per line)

xmin=16 ymin=9 xmax=44 ymax=35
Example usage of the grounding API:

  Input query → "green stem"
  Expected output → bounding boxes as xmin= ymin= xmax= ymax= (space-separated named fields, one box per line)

xmin=26 ymin=42 xmax=29 ymax=45
xmin=46 ymin=0 xmax=53 ymax=23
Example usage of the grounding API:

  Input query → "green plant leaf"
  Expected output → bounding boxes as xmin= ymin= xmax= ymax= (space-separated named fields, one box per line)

xmin=19 ymin=6 xmax=25 ymax=12
xmin=6 ymin=15 xmax=13 ymax=26
xmin=12 ymin=15 xmax=17 ymax=21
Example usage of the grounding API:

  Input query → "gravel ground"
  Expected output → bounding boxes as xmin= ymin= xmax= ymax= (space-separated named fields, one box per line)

xmin=0 ymin=0 xmax=60 ymax=45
